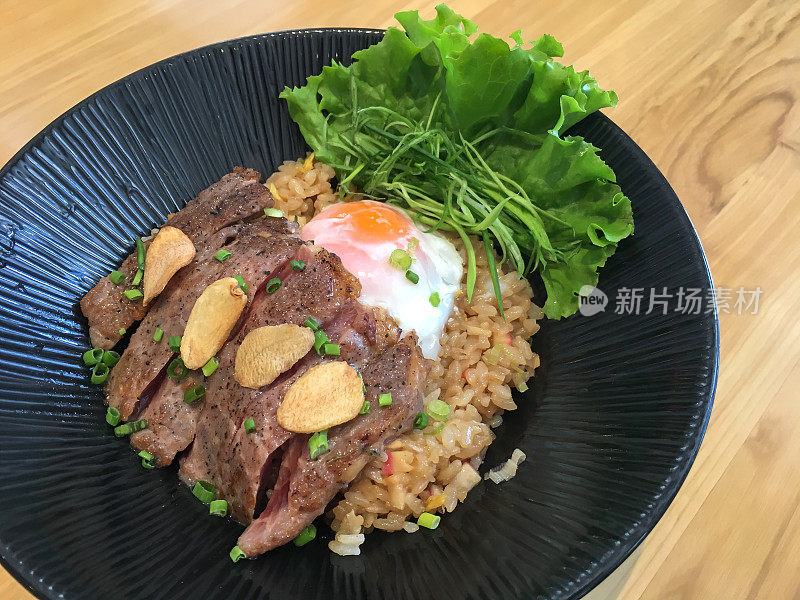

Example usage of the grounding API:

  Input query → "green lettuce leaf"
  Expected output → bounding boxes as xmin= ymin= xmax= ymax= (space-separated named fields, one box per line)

xmin=483 ymin=134 xmax=633 ymax=317
xmin=280 ymin=4 xmax=633 ymax=318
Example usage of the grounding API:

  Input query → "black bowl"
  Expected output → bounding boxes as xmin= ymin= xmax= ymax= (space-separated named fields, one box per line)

xmin=0 ymin=29 xmax=717 ymax=600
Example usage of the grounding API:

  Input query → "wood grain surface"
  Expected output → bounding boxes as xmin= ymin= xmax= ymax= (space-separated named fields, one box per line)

xmin=1 ymin=1 xmax=799 ymax=598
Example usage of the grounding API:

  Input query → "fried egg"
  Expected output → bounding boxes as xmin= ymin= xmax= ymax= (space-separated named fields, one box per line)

xmin=301 ymin=200 xmax=462 ymax=359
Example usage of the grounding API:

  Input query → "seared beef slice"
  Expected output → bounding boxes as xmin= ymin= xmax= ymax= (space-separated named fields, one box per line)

xmin=80 ymin=168 xmax=274 ymax=349
xmin=237 ymin=334 xmax=427 ymax=556
xmin=178 ymin=246 xmax=363 ymax=520
xmin=110 ymin=221 xmax=302 ymax=469
xmin=216 ymin=303 xmax=398 ymax=524
xmin=107 ymin=220 xmax=301 ymax=420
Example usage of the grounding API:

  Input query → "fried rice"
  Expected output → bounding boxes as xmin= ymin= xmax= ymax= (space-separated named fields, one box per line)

xmin=265 ymin=156 xmax=542 ymax=554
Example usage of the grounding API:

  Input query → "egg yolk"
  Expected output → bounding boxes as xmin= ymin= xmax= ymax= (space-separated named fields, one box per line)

xmin=317 ymin=201 xmax=414 ymax=245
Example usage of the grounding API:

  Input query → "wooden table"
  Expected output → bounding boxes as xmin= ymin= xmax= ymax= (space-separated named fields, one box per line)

xmin=1 ymin=1 xmax=798 ymax=598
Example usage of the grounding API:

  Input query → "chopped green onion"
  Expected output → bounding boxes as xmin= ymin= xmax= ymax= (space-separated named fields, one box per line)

xmin=114 ymin=419 xmax=147 ymax=437
xmin=428 ymin=422 xmax=446 ymax=436
xmin=313 ymin=329 xmax=330 ymax=354
xmin=131 ymin=268 xmax=143 ymax=287
xmin=138 ymin=450 xmax=155 ymax=470
xmin=304 ymin=317 xmax=320 ymax=330
xmin=264 ymin=207 xmax=284 ymax=218
xmin=517 ymin=380 xmax=529 ymax=392
xmin=106 ymin=406 xmax=121 ymax=426
xmin=153 ymin=327 xmax=164 ymax=342
xmin=123 ymin=289 xmax=143 ymax=301
xmin=168 ymin=336 xmax=182 ymax=353
xmin=426 ymin=399 xmax=451 ymax=421
xmin=109 ymin=270 xmax=125 ymax=285
xmin=114 ymin=423 xmax=133 ymax=437
xmin=202 ymin=357 xmax=219 ymax=377
xmin=294 ymin=524 xmax=317 ymax=547
xmin=405 ymin=270 xmax=419 ymax=284
xmin=323 ymin=343 xmax=340 ymax=356
xmin=167 ymin=357 xmax=189 ymax=380
xmin=379 ymin=392 xmax=392 ymax=407
xmin=118 ymin=328 xmax=127 ymax=336
xmin=91 ymin=362 xmax=109 ymax=385
xmin=290 ymin=259 xmax=306 ymax=271
xmin=135 ymin=237 xmax=146 ymax=268
xmin=102 ymin=350 xmax=120 ymax=368
xmin=417 ymin=512 xmax=441 ymax=529
xmin=209 ymin=499 xmax=228 ymax=516
xmin=408 ymin=237 xmax=419 ymax=255
xmin=429 ymin=291 xmax=440 ymax=307
xmin=359 ymin=400 xmax=370 ymax=414
xmin=82 ymin=348 xmax=104 ymax=366
xmin=233 ymin=275 xmax=248 ymax=294
xmin=309 ymin=430 xmax=329 ymax=460
xmin=389 ymin=249 xmax=412 ymax=270
xmin=244 ymin=418 xmax=255 ymax=434
xmin=265 ymin=277 xmax=281 ymax=293
xmin=413 ymin=412 xmax=429 ymax=430
xmin=215 ymin=249 xmax=231 ymax=262
xmin=230 ymin=546 xmax=246 ymax=563
xmin=183 ymin=385 xmax=206 ymax=404
xmin=192 ymin=480 xmax=215 ymax=503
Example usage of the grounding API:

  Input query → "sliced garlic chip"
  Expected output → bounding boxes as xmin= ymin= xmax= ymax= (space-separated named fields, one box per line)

xmin=142 ymin=226 xmax=195 ymax=305
xmin=277 ymin=361 xmax=364 ymax=433
xmin=181 ymin=277 xmax=247 ymax=369
xmin=235 ymin=324 xmax=315 ymax=389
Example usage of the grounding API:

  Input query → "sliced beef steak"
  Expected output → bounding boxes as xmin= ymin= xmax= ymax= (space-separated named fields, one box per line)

xmin=218 ymin=303 xmax=398 ymax=523
xmin=129 ymin=376 xmax=202 ymax=466
xmin=81 ymin=246 xmax=150 ymax=350
xmin=178 ymin=248 xmax=364 ymax=519
xmin=89 ymin=185 xmax=432 ymax=557
xmin=81 ymin=168 xmax=274 ymax=349
xmin=107 ymin=220 xmax=301 ymax=421
xmin=164 ymin=168 xmax=271 ymax=240
xmin=135 ymin=244 xmax=361 ymax=469
xmin=236 ymin=334 xmax=427 ymax=556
